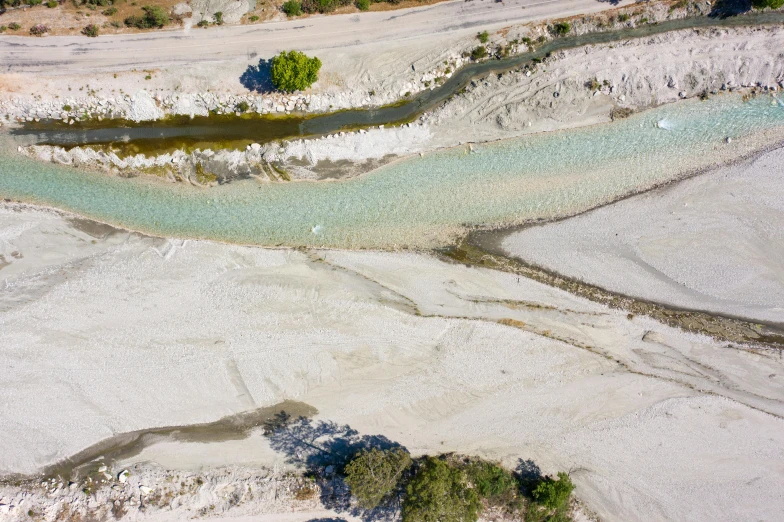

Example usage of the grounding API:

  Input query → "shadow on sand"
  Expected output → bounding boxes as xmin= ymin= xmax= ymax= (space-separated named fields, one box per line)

xmin=240 ymin=59 xmax=275 ymax=93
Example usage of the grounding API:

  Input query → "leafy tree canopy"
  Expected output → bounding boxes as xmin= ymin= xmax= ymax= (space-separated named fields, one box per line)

xmin=345 ymin=447 xmax=412 ymax=509
xmin=270 ymin=50 xmax=322 ymax=92
xmin=402 ymin=457 xmax=481 ymax=522
xmin=532 ymin=472 xmax=574 ymax=511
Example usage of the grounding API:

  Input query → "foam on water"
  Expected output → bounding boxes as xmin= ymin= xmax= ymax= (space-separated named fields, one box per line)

xmin=1 ymin=95 xmax=783 ymax=249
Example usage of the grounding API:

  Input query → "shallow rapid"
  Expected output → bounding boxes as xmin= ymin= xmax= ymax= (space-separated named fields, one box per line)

xmin=1 ymin=95 xmax=783 ymax=249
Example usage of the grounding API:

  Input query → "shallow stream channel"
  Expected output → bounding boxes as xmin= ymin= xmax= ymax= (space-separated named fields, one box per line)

xmin=2 ymin=95 xmax=784 ymax=249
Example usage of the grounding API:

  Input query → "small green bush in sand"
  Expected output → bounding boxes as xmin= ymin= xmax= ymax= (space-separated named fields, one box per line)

xmin=356 ymin=0 xmax=370 ymax=10
xmin=270 ymin=50 xmax=322 ymax=92
xmin=476 ymin=30 xmax=489 ymax=43
xmin=549 ymin=21 xmax=571 ymax=36
xmin=470 ymin=45 xmax=487 ymax=61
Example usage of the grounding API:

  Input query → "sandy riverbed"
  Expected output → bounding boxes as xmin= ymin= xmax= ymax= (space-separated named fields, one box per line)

xmin=1 ymin=200 xmax=783 ymax=521
xmin=501 ymin=145 xmax=784 ymax=326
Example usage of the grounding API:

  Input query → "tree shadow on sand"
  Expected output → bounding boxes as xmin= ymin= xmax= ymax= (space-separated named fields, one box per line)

xmin=240 ymin=58 xmax=274 ymax=93
xmin=264 ymin=412 xmax=406 ymax=522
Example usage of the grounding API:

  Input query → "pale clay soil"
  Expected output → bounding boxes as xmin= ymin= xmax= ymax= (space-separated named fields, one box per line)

xmin=0 ymin=194 xmax=783 ymax=521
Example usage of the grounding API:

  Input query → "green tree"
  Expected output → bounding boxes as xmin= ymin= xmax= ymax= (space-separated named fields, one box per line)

xmin=270 ymin=50 xmax=322 ymax=92
xmin=532 ymin=472 xmax=574 ymax=511
xmin=402 ymin=457 xmax=481 ymax=522
xmin=282 ymin=0 xmax=302 ymax=15
xmin=345 ymin=447 xmax=412 ymax=509
xmin=752 ymin=0 xmax=784 ymax=8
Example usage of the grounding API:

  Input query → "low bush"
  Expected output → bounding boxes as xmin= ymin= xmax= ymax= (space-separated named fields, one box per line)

xmin=62 ymin=104 xmax=72 ymax=111
xmin=470 ymin=45 xmax=487 ymax=61
xmin=197 ymin=19 xmax=209 ymax=27
xmin=345 ymin=448 xmax=412 ymax=509
xmin=476 ymin=30 xmax=489 ymax=43
xmin=46 ymin=0 xmax=59 ymax=7
xmin=270 ymin=50 xmax=322 ymax=92
xmin=124 ymin=5 xmax=169 ymax=28
xmin=26 ymin=0 xmax=42 ymax=6
xmin=29 ymin=24 xmax=48 ymax=35
xmin=235 ymin=100 xmax=250 ymax=112
xmin=213 ymin=11 xmax=223 ymax=24
xmin=549 ymin=21 xmax=571 ymax=36
xmin=356 ymin=0 xmax=369 ymax=10
xmin=102 ymin=6 xmax=117 ymax=15
xmin=9 ymin=22 xmax=22 ymax=30
xmin=282 ymin=0 xmax=302 ymax=16
xmin=301 ymin=0 xmax=351 ymax=13
xmin=249 ymin=14 xmax=259 ymax=21
xmin=82 ymin=23 xmax=99 ymax=36
xmin=84 ymin=0 xmax=112 ymax=6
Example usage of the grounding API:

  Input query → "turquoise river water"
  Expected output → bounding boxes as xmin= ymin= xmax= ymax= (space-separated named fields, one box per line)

xmin=1 ymin=95 xmax=783 ymax=249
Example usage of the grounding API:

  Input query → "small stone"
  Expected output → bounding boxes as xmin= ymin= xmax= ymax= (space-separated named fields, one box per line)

xmin=725 ymin=137 xmax=732 ymax=143
xmin=118 ymin=470 xmax=129 ymax=483
xmin=139 ymin=485 xmax=153 ymax=495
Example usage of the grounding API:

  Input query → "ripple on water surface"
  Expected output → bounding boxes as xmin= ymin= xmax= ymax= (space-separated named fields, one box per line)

xmin=1 ymin=95 xmax=783 ymax=249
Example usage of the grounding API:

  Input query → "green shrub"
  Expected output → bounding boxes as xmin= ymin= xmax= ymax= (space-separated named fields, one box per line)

xmin=82 ymin=23 xmax=99 ymax=36
xmin=345 ymin=448 xmax=412 ymax=510
xmin=26 ymin=0 xmax=42 ymax=5
xmin=249 ymin=14 xmax=259 ymax=21
xmin=550 ymin=22 xmax=570 ymax=36
xmin=235 ymin=100 xmax=250 ymax=112
xmin=197 ymin=19 xmax=209 ymax=27
xmin=617 ymin=13 xmax=629 ymax=22
xmin=751 ymin=0 xmax=784 ymax=9
xmin=476 ymin=30 xmax=488 ymax=43
xmin=532 ymin=472 xmax=574 ymax=511
xmin=270 ymin=50 xmax=322 ymax=92
xmin=46 ymin=0 xmax=59 ymax=7
xmin=62 ymin=104 xmax=72 ymax=111
xmin=301 ymin=0 xmax=351 ymax=13
xmin=470 ymin=45 xmax=487 ymax=61
xmin=282 ymin=0 xmax=302 ymax=16
xmin=213 ymin=10 xmax=223 ymax=24
xmin=9 ymin=22 xmax=21 ymax=30
xmin=125 ymin=5 xmax=169 ymax=28
xmin=356 ymin=0 xmax=369 ymax=10
xmin=402 ymin=457 xmax=481 ymax=522
xmin=0 ymin=26 xmax=6 ymax=32
xmin=110 ymin=20 xmax=121 ymax=27
xmin=465 ymin=461 xmax=517 ymax=499
xmin=85 ymin=0 xmax=112 ymax=6
xmin=102 ymin=6 xmax=116 ymax=14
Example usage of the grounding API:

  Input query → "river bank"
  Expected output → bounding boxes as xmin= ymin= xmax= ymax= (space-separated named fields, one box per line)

xmin=11 ymin=19 xmax=784 ymax=184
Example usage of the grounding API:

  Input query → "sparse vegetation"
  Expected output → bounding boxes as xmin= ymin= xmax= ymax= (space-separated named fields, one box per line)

xmin=82 ymin=23 xmax=99 ymax=36
xmin=46 ymin=0 xmax=59 ymax=7
xmin=270 ymin=50 xmax=322 ymax=92
xmin=618 ymin=13 xmax=630 ymax=22
xmin=249 ymin=14 xmax=259 ymax=21
xmin=124 ymin=5 xmax=169 ymax=29
xmin=476 ymin=30 xmax=489 ymax=43
xmin=752 ymin=0 xmax=783 ymax=7
xmin=470 ymin=45 xmax=487 ymax=61
xmin=29 ymin=24 xmax=49 ymax=36
xmin=102 ymin=6 xmax=117 ymax=14
xmin=549 ymin=21 xmax=571 ymax=36
xmin=282 ymin=0 xmax=303 ymax=15
xmin=345 ymin=447 xmax=412 ymax=509
xmin=197 ymin=19 xmax=209 ymax=27
xmin=235 ymin=100 xmax=250 ymax=112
